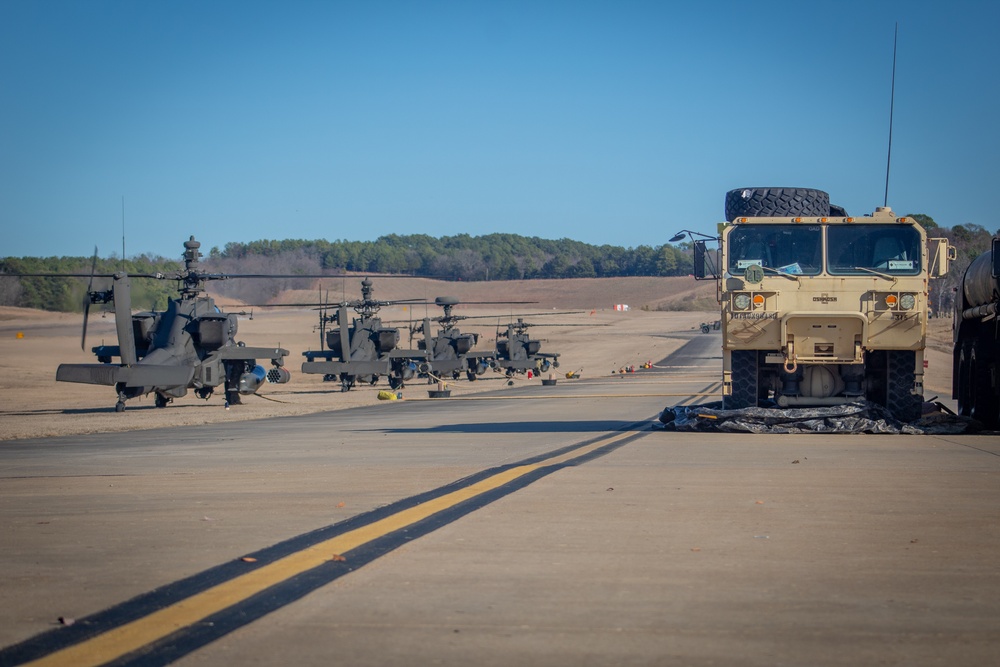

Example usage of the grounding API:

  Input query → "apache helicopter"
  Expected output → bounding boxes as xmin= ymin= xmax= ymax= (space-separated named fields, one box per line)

xmin=480 ymin=314 xmax=609 ymax=379
xmin=407 ymin=296 xmax=531 ymax=382
xmin=299 ymin=278 xmax=427 ymax=392
xmin=9 ymin=236 xmax=294 ymax=412
xmin=449 ymin=312 xmax=598 ymax=379
xmin=491 ymin=317 xmax=563 ymax=377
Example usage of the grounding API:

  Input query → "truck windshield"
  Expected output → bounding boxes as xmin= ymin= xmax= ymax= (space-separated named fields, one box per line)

xmin=726 ymin=225 xmax=822 ymax=276
xmin=827 ymin=225 xmax=921 ymax=275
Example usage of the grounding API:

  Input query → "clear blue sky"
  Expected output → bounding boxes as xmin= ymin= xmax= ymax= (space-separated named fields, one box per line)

xmin=2 ymin=0 xmax=997 ymax=259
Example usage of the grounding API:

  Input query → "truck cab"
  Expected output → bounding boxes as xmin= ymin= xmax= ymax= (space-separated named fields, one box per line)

xmin=692 ymin=189 xmax=952 ymax=422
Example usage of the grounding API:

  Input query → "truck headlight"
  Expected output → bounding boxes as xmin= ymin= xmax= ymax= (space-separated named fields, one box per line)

xmin=899 ymin=293 xmax=916 ymax=310
xmin=734 ymin=293 xmax=751 ymax=310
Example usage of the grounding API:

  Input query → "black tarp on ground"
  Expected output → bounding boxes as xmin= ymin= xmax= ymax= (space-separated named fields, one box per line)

xmin=655 ymin=400 xmax=981 ymax=435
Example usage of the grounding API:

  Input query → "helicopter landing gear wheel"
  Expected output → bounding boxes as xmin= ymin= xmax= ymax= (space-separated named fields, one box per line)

xmin=466 ymin=371 xmax=477 ymax=382
xmin=154 ymin=394 xmax=169 ymax=408
xmin=225 ymin=390 xmax=242 ymax=406
xmin=115 ymin=401 xmax=125 ymax=413
xmin=388 ymin=375 xmax=403 ymax=390
xmin=341 ymin=376 xmax=355 ymax=392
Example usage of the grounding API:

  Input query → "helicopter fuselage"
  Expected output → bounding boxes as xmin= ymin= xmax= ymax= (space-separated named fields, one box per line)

xmin=301 ymin=306 xmax=419 ymax=391
xmin=59 ymin=291 xmax=289 ymax=409
xmin=493 ymin=326 xmax=560 ymax=376
xmin=414 ymin=320 xmax=489 ymax=379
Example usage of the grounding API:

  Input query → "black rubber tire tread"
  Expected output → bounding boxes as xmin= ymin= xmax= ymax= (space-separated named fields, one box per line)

xmin=971 ymin=344 xmax=1000 ymax=429
xmin=725 ymin=187 xmax=831 ymax=222
xmin=726 ymin=349 xmax=759 ymax=410
xmin=885 ymin=350 xmax=921 ymax=422
xmin=956 ymin=341 xmax=973 ymax=417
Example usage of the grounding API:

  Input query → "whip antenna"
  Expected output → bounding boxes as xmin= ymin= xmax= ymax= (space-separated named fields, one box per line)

xmin=884 ymin=23 xmax=898 ymax=207
xmin=121 ymin=196 xmax=126 ymax=271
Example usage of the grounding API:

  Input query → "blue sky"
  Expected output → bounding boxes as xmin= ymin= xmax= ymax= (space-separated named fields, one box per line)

xmin=2 ymin=0 xmax=997 ymax=259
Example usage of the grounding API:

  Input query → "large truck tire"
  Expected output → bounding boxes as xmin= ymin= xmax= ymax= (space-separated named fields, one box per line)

xmin=970 ymin=343 xmax=1000 ymax=429
xmin=956 ymin=340 xmax=974 ymax=417
xmin=726 ymin=349 xmax=760 ymax=410
xmin=885 ymin=350 xmax=922 ymax=422
xmin=725 ymin=187 xmax=831 ymax=222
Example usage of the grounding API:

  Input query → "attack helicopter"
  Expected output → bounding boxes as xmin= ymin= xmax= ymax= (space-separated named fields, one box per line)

xmin=299 ymin=278 xmax=427 ymax=392
xmin=406 ymin=296 xmax=531 ymax=382
xmin=481 ymin=314 xmax=609 ymax=379
xmin=7 ymin=236 xmax=297 ymax=412
xmin=491 ymin=317 xmax=562 ymax=377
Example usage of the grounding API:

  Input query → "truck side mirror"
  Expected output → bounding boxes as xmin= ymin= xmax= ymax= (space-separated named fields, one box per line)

xmin=692 ymin=240 xmax=719 ymax=281
xmin=927 ymin=237 xmax=955 ymax=278
xmin=693 ymin=241 xmax=707 ymax=279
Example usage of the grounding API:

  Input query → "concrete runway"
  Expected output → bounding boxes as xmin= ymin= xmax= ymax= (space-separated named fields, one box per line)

xmin=2 ymin=333 xmax=999 ymax=666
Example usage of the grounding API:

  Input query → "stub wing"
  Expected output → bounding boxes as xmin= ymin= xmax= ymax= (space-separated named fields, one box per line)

xmin=213 ymin=346 xmax=289 ymax=363
xmin=57 ymin=364 xmax=195 ymax=388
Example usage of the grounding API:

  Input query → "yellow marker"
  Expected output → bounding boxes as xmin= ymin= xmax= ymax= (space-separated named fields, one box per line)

xmin=16 ymin=331 xmax=24 ymax=339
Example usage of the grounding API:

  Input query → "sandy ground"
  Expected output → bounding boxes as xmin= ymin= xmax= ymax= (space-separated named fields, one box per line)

xmin=0 ymin=299 xmax=956 ymax=442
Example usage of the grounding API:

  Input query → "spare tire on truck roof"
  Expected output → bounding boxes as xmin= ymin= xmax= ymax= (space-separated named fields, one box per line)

xmin=725 ymin=187 xmax=831 ymax=222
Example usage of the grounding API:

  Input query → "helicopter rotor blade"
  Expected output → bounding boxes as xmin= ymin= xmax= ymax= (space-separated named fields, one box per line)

xmin=81 ymin=296 xmax=91 ymax=350
xmin=318 ymin=286 xmax=327 ymax=351
xmin=113 ymin=273 xmax=137 ymax=366
xmin=338 ymin=304 xmax=350 ymax=363
xmin=80 ymin=246 xmax=98 ymax=350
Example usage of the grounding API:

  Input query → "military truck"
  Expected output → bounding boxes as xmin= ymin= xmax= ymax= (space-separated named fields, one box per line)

xmin=689 ymin=187 xmax=954 ymax=422
xmin=953 ymin=237 xmax=1000 ymax=428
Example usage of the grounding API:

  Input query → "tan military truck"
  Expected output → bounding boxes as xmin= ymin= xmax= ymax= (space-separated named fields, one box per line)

xmin=689 ymin=187 xmax=954 ymax=422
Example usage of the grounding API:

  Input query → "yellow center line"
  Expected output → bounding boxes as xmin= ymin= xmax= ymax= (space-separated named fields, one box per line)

xmin=24 ymin=430 xmax=637 ymax=667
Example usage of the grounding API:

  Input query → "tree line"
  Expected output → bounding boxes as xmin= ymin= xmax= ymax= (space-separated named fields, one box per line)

xmin=212 ymin=233 xmax=694 ymax=281
xmin=1 ymin=220 xmax=995 ymax=312
xmin=0 ymin=254 xmax=182 ymax=312
xmin=1 ymin=234 xmax=695 ymax=311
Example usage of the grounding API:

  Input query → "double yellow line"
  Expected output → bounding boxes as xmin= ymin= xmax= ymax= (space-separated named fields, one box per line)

xmin=21 ymin=429 xmax=640 ymax=667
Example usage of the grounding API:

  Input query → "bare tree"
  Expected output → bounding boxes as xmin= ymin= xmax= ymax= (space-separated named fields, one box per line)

xmin=0 ymin=277 xmax=23 ymax=306
xmin=204 ymin=249 xmax=324 ymax=304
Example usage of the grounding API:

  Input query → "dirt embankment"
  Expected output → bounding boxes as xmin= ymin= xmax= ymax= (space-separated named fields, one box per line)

xmin=262 ymin=275 xmax=716 ymax=312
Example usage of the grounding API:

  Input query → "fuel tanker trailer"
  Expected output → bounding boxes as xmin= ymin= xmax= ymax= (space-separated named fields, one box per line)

xmin=953 ymin=237 xmax=1000 ymax=428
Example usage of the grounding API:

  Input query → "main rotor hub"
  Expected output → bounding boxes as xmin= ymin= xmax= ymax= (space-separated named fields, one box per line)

xmin=180 ymin=236 xmax=204 ymax=299
xmin=183 ymin=236 xmax=202 ymax=269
